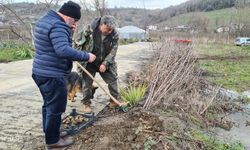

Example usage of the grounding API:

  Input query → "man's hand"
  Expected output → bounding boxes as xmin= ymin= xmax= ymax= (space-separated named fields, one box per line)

xmin=99 ymin=64 xmax=106 ymax=73
xmin=88 ymin=53 xmax=96 ymax=63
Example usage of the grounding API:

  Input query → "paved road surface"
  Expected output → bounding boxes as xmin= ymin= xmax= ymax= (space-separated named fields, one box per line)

xmin=0 ymin=42 xmax=152 ymax=149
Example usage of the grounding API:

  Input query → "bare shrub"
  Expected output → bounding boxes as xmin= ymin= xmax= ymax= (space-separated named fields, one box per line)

xmin=142 ymin=36 xmax=243 ymax=127
xmin=143 ymin=38 xmax=219 ymax=115
xmin=143 ymin=38 xmax=197 ymax=109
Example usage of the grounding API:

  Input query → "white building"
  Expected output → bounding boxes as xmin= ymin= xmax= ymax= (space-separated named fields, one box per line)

xmin=118 ymin=26 xmax=147 ymax=40
xmin=148 ymin=25 xmax=158 ymax=30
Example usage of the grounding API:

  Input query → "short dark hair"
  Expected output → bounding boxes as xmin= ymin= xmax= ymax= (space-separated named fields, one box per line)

xmin=100 ymin=15 xmax=118 ymax=29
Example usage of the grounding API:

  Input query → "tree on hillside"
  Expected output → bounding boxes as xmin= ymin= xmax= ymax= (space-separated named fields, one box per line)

xmin=234 ymin=6 xmax=250 ymax=36
xmin=188 ymin=13 xmax=209 ymax=32
xmin=36 ymin=0 xmax=63 ymax=9
xmin=235 ymin=0 xmax=250 ymax=8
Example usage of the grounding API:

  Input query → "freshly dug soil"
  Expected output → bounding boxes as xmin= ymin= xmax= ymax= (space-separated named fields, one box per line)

xmin=68 ymin=108 xmax=166 ymax=150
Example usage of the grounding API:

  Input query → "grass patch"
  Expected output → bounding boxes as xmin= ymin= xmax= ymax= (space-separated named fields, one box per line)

xmin=196 ymin=43 xmax=248 ymax=57
xmin=198 ymin=45 xmax=250 ymax=92
xmin=199 ymin=59 xmax=250 ymax=92
xmin=0 ymin=41 xmax=34 ymax=62
xmin=119 ymin=39 xmax=139 ymax=45
xmin=191 ymin=130 xmax=245 ymax=150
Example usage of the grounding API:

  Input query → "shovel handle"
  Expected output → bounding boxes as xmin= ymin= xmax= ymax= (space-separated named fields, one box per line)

xmin=75 ymin=62 xmax=122 ymax=106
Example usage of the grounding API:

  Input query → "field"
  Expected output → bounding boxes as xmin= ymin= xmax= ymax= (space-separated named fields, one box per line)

xmin=197 ymin=43 xmax=250 ymax=92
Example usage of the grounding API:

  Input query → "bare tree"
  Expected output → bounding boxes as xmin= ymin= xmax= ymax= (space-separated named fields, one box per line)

xmin=188 ymin=13 xmax=209 ymax=33
xmin=142 ymin=0 xmax=147 ymax=31
xmin=0 ymin=3 xmax=34 ymax=45
xmin=36 ymin=0 xmax=62 ymax=9
xmin=93 ymin=0 xmax=107 ymax=17
xmin=79 ymin=0 xmax=107 ymax=17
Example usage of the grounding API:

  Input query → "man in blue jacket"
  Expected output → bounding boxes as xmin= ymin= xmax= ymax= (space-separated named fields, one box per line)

xmin=32 ymin=1 xmax=96 ymax=149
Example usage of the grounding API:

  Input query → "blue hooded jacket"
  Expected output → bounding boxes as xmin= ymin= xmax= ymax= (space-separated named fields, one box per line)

xmin=32 ymin=10 xmax=89 ymax=77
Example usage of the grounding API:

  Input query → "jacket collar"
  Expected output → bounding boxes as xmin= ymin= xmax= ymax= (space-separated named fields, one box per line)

xmin=47 ymin=10 xmax=65 ymax=23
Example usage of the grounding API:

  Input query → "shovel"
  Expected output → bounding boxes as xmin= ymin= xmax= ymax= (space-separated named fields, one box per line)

xmin=76 ymin=62 xmax=128 ymax=112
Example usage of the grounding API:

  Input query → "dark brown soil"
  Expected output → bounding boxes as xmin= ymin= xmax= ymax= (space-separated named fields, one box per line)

xmin=68 ymin=108 xmax=166 ymax=150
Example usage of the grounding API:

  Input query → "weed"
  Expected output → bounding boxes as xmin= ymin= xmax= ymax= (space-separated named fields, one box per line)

xmin=15 ymin=45 xmax=34 ymax=58
xmin=144 ymin=136 xmax=157 ymax=150
xmin=0 ymin=41 xmax=34 ymax=61
xmin=120 ymin=83 xmax=147 ymax=105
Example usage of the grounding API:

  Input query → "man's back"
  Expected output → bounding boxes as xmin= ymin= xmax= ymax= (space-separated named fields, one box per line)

xmin=33 ymin=10 xmax=89 ymax=77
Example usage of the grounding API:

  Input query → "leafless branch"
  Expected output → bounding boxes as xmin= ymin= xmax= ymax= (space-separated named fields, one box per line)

xmin=0 ymin=3 xmax=34 ymax=46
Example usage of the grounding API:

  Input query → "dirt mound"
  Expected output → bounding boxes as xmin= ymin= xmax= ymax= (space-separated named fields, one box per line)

xmin=68 ymin=109 xmax=166 ymax=150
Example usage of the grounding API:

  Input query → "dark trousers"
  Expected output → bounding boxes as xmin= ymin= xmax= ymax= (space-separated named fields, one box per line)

xmin=80 ymin=63 xmax=119 ymax=104
xmin=32 ymin=74 xmax=67 ymax=144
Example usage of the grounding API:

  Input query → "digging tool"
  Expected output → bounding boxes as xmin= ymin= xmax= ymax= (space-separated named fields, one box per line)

xmin=76 ymin=62 xmax=128 ymax=112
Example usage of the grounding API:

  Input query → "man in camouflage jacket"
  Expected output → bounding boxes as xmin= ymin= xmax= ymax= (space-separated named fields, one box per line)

xmin=74 ymin=15 xmax=120 ymax=112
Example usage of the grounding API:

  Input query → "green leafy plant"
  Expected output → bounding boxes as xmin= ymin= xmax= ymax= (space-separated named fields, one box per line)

xmin=0 ymin=41 xmax=34 ymax=61
xmin=15 ymin=45 xmax=34 ymax=58
xmin=133 ymin=126 xmax=143 ymax=135
xmin=144 ymin=136 xmax=157 ymax=150
xmin=120 ymin=83 xmax=147 ymax=105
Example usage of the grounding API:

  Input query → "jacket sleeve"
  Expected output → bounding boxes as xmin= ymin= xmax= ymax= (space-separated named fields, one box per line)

xmin=49 ymin=23 xmax=89 ymax=61
xmin=74 ymin=27 xmax=93 ymax=52
xmin=102 ymin=32 xmax=119 ymax=67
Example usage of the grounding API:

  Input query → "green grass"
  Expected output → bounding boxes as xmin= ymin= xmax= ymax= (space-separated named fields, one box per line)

xmin=119 ymin=39 xmax=139 ymax=45
xmin=161 ymin=7 xmax=250 ymax=31
xmin=199 ymin=60 xmax=250 ymax=92
xmin=197 ymin=45 xmax=250 ymax=92
xmin=0 ymin=41 xmax=34 ymax=62
xmin=120 ymin=83 xmax=147 ymax=105
xmin=192 ymin=130 xmax=245 ymax=150
xmin=196 ymin=43 xmax=245 ymax=57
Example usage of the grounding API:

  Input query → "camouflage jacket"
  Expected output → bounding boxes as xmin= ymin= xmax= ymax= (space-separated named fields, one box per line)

xmin=74 ymin=25 xmax=93 ymax=53
xmin=74 ymin=18 xmax=119 ymax=69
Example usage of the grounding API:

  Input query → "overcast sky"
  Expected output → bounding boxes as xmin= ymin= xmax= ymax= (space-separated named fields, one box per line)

xmin=14 ymin=0 xmax=188 ymax=9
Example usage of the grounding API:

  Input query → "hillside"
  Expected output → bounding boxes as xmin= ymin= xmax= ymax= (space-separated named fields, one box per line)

xmin=1 ymin=1 xmax=249 ymax=33
xmin=158 ymin=7 xmax=250 ymax=31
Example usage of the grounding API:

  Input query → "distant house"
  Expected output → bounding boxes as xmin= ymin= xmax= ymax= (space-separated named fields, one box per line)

xmin=216 ymin=24 xmax=246 ymax=33
xmin=230 ymin=23 xmax=245 ymax=31
xmin=216 ymin=26 xmax=230 ymax=33
xmin=147 ymin=25 xmax=157 ymax=30
xmin=164 ymin=26 xmax=171 ymax=31
xmin=174 ymin=25 xmax=190 ymax=31
xmin=118 ymin=26 xmax=147 ymax=40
